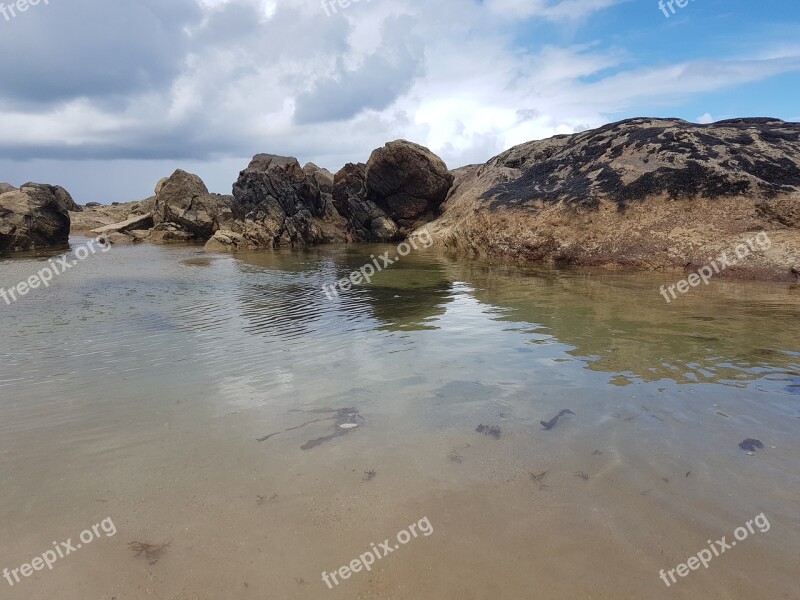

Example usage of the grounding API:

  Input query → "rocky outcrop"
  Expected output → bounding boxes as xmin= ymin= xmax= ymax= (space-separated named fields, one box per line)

xmin=230 ymin=154 xmax=341 ymax=247
xmin=366 ymin=140 xmax=454 ymax=232
xmin=91 ymin=213 xmax=153 ymax=235
xmin=70 ymin=197 xmax=155 ymax=234
xmin=329 ymin=141 xmax=454 ymax=241
xmin=303 ymin=163 xmax=339 ymax=219
xmin=0 ymin=183 xmax=73 ymax=252
xmin=0 ymin=183 xmax=16 ymax=195
xmin=153 ymin=169 xmax=232 ymax=239
xmin=204 ymin=230 xmax=258 ymax=253
xmin=332 ymin=163 xmax=398 ymax=242
xmin=421 ymin=117 xmax=800 ymax=280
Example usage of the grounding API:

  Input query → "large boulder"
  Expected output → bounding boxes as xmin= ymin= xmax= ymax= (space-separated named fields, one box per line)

xmin=421 ymin=117 xmax=800 ymax=280
xmin=230 ymin=154 xmax=340 ymax=247
xmin=0 ymin=184 xmax=72 ymax=252
xmin=365 ymin=140 xmax=454 ymax=232
xmin=332 ymin=163 xmax=399 ymax=241
xmin=20 ymin=182 xmax=83 ymax=212
xmin=153 ymin=169 xmax=232 ymax=239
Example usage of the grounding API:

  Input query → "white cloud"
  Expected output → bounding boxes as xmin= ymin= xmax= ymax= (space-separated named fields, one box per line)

xmin=0 ymin=0 xmax=798 ymax=202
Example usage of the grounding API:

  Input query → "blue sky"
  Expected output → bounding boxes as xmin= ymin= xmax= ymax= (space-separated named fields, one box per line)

xmin=0 ymin=0 xmax=798 ymax=202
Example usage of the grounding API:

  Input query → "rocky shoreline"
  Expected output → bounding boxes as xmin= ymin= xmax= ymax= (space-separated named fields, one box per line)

xmin=3 ymin=118 xmax=799 ymax=281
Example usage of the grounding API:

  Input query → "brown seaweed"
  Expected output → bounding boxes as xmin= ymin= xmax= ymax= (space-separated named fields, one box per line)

xmin=258 ymin=407 xmax=364 ymax=450
xmin=128 ymin=540 xmax=171 ymax=565
xmin=540 ymin=409 xmax=575 ymax=430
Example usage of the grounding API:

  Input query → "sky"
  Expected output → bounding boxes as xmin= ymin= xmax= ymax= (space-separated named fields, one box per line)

xmin=0 ymin=0 xmax=798 ymax=203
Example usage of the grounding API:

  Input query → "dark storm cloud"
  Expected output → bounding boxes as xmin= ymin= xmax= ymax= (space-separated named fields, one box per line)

xmin=0 ymin=0 xmax=203 ymax=104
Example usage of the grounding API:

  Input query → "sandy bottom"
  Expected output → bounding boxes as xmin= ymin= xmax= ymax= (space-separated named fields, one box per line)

xmin=1 ymin=241 xmax=798 ymax=599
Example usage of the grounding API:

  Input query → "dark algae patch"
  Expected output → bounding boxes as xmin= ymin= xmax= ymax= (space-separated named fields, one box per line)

xmin=476 ymin=424 xmax=501 ymax=439
xmin=540 ymin=409 xmax=575 ymax=431
xmin=739 ymin=439 xmax=764 ymax=452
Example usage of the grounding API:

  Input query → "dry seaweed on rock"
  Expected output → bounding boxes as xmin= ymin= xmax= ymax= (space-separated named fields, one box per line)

xmin=128 ymin=540 xmax=172 ymax=565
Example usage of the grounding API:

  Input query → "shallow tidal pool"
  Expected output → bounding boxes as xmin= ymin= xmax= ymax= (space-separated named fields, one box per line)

xmin=1 ymin=238 xmax=799 ymax=599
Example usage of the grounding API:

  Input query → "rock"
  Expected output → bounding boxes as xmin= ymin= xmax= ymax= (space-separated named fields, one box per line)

xmin=85 ymin=202 xmax=102 ymax=208
xmin=98 ymin=232 xmax=137 ymax=246
xmin=91 ymin=213 xmax=153 ymax=235
xmin=303 ymin=162 xmax=338 ymax=219
xmin=204 ymin=229 xmax=256 ymax=253
xmin=332 ymin=163 xmax=399 ymax=242
xmin=148 ymin=230 xmax=195 ymax=244
xmin=0 ymin=184 xmax=71 ymax=252
xmin=0 ymin=183 xmax=16 ymax=194
xmin=365 ymin=140 xmax=454 ymax=232
xmin=153 ymin=169 xmax=232 ymax=239
xmin=422 ymin=117 xmax=800 ymax=277
xmin=230 ymin=154 xmax=336 ymax=247
xmin=128 ymin=230 xmax=152 ymax=241
xmin=70 ymin=197 xmax=155 ymax=234
xmin=20 ymin=182 xmax=82 ymax=212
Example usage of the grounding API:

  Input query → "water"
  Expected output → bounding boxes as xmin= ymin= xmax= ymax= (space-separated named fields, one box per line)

xmin=1 ymin=238 xmax=798 ymax=599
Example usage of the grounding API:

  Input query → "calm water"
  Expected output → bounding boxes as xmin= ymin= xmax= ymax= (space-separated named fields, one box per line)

xmin=1 ymin=237 xmax=799 ymax=599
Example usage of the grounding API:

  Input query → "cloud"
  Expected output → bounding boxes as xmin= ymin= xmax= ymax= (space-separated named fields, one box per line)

xmin=0 ymin=0 xmax=798 ymax=202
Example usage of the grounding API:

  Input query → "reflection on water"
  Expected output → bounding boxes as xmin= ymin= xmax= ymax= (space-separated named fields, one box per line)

xmin=1 ymin=238 xmax=799 ymax=599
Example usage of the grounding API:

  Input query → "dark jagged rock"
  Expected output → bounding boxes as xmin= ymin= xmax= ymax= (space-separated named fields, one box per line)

xmin=303 ymin=162 xmax=338 ymax=219
xmin=0 ymin=183 xmax=72 ymax=252
xmin=231 ymin=154 xmax=337 ymax=248
xmin=332 ymin=162 xmax=398 ymax=242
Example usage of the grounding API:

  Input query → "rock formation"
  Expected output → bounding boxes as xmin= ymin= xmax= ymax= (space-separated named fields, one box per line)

xmin=332 ymin=162 xmax=398 ymax=242
xmin=365 ymin=140 xmax=453 ymax=231
xmin=329 ymin=141 xmax=454 ymax=242
xmin=229 ymin=154 xmax=336 ymax=248
xmin=421 ymin=117 xmax=800 ymax=280
xmin=153 ymin=169 xmax=232 ymax=239
xmin=0 ymin=183 xmax=73 ymax=252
